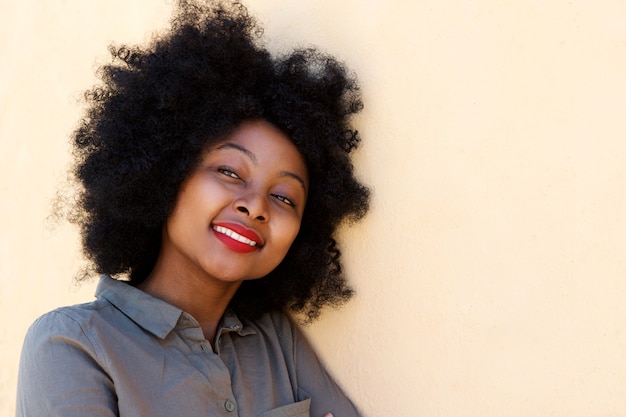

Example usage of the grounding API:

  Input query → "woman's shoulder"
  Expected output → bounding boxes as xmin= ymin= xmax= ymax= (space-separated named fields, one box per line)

xmin=246 ymin=309 xmax=296 ymax=332
xmin=239 ymin=309 xmax=305 ymax=350
xmin=33 ymin=297 xmax=112 ymax=325
xmin=24 ymin=298 xmax=115 ymax=347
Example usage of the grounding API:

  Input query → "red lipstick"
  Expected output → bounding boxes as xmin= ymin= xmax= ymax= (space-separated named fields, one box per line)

xmin=212 ymin=222 xmax=263 ymax=254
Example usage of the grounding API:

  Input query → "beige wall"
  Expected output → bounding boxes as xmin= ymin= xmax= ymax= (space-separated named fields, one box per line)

xmin=2 ymin=1 xmax=626 ymax=416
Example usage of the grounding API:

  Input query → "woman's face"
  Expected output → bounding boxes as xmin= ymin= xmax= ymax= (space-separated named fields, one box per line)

xmin=159 ymin=119 xmax=308 ymax=284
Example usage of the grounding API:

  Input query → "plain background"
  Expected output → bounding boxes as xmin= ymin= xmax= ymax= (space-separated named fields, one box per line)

xmin=2 ymin=1 xmax=626 ymax=416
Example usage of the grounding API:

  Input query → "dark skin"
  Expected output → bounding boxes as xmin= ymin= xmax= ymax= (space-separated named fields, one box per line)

xmin=137 ymin=120 xmax=335 ymax=417
xmin=138 ymin=120 xmax=308 ymax=346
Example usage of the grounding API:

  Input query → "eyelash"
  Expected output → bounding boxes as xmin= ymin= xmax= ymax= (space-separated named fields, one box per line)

xmin=218 ymin=168 xmax=296 ymax=207
xmin=272 ymin=194 xmax=295 ymax=207
xmin=218 ymin=167 xmax=241 ymax=180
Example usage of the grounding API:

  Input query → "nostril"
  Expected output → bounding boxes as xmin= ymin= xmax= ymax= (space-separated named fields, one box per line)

xmin=237 ymin=206 xmax=249 ymax=215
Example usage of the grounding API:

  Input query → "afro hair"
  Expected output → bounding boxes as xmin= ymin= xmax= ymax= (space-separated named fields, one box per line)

xmin=69 ymin=0 xmax=369 ymax=321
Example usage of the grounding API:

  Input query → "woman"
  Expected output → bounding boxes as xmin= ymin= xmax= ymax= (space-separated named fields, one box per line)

xmin=16 ymin=1 xmax=369 ymax=416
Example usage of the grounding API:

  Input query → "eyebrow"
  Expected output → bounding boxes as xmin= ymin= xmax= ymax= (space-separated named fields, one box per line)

xmin=215 ymin=142 xmax=307 ymax=192
xmin=216 ymin=143 xmax=256 ymax=162
xmin=279 ymin=171 xmax=307 ymax=192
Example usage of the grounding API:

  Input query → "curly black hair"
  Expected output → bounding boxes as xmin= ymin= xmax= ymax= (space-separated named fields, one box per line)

xmin=69 ymin=0 xmax=369 ymax=321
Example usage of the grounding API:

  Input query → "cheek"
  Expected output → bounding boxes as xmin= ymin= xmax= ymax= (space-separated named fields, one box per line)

xmin=276 ymin=217 xmax=303 ymax=250
xmin=180 ymin=180 xmax=229 ymax=215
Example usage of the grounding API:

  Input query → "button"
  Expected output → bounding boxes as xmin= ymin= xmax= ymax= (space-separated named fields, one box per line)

xmin=224 ymin=399 xmax=235 ymax=412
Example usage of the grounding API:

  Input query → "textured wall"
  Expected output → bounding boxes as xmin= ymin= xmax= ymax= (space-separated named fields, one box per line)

xmin=2 ymin=1 xmax=626 ymax=416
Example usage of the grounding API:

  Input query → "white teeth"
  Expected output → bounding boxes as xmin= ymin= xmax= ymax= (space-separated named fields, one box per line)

xmin=213 ymin=225 xmax=257 ymax=247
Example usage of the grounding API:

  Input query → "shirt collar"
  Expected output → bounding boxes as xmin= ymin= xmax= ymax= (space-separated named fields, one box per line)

xmin=219 ymin=309 xmax=257 ymax=337
xmin=95 ymin=275 xmax=256 ymax=339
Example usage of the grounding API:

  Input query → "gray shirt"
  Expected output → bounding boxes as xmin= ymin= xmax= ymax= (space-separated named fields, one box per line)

xmin=16 ymin=275 xmax=360 ymax=417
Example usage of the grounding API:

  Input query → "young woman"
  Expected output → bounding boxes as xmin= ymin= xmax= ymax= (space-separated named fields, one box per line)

xmin=16 ymin=1 xmax=369 ymax=416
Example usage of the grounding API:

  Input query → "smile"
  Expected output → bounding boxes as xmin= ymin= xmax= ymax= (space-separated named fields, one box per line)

xmin=213 ymin=225 xmax=258 ymax=247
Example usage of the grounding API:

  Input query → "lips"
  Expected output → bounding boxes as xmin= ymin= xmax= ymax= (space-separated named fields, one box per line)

xmin=212 ymin=222 xmax=264 ymax=253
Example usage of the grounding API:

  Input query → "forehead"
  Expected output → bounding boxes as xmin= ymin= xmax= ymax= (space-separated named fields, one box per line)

xmin=210 ymin=120 xmax=309 ymax=184
xmin=217 ymin=120 xmax=304 ymax=162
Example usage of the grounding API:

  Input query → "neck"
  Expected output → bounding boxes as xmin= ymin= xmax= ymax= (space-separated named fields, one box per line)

xmin=138 ymin=261 xmax=242 ymax=346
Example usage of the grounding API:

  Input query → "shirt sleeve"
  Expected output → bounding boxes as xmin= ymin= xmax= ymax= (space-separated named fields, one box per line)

xmin=16 ymin=310 xmax=118 ymax=417
xmin=277 ymin=313 xmax=362 ymax=417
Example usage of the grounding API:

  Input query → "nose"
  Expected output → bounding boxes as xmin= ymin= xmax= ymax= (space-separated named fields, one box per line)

xmin=234 ymin=191 xmax=268 ymax=222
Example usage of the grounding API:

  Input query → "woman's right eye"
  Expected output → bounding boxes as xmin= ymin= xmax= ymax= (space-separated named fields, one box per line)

xmin=218 ymin=168 xmax=241 ymax=180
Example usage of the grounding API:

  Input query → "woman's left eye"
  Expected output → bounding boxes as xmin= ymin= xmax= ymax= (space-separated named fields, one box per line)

xmin=218 ymin=168 xmax=241 ymax=180
xmin=272 ymin=194 xmax=294 ymax=207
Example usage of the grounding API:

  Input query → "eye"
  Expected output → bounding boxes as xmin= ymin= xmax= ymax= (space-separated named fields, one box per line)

xmin=272 ymin=194 xmax=295 ymax=207
xmin=218 ymin=167 xmax=241 ymax=180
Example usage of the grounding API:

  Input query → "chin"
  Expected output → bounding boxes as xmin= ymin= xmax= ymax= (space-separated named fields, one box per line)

xmin=208 ymin=270 xmax=264 ymax=283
